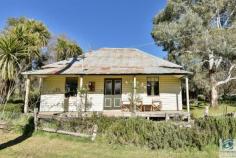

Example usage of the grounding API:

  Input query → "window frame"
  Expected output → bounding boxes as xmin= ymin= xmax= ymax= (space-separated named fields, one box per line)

xmin=104 ymin=78 xmax=122 ymax=95
xmin=65 ymin=77 xmax=78 ymax=97
xmin=88 ymin=81 xmax=96 ymax=92
xmin=146 ymin=77 xmax=159 ymax=96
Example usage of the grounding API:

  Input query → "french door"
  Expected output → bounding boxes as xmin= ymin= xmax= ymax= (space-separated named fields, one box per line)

xmin=104 ymin=79 xmax=122 ymax=110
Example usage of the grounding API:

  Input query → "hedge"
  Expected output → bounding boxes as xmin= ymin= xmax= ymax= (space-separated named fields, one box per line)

xmin=39 ymin=115 xmax=236 ymax=150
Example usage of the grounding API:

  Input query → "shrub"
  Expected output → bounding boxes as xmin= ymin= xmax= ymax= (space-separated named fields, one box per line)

xmin=105 ymin=118 xmax=211 ymax=149
xmin=0 ymin=103 xmax=23 ymax=113
xmin=195 ymin=117 xmax=236 ymax=143
xmin=28 ymin=90 xmax=40 ymax=111
xmin=103 ymin=116 xmax=236 ymax=150
xmin=39 ymin=115 xmax=120 ymax=135
xmin=197 ymin=95 xmax=206 ymax=101
xmin=38 ymin=115 xmax=236 ymax=150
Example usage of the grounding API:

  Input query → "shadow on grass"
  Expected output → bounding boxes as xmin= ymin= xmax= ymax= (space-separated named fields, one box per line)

xmin=0 ymin=116 xmax=34 ymax=150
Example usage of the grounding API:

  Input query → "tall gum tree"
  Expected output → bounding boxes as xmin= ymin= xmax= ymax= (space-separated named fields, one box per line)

xmin=152 ymin=0 xmax=236 ymax=107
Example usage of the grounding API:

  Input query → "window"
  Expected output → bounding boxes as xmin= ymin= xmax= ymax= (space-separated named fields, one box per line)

xmin=105 ymin=80 xmax=112 ymax=95
xmin=65 ymin=77 xmax=78 ymax=97
xmin=88 ymin=81 xmax=95 ymax=92
xmin=104 ymin=79 xmax=122 ymax=95
xmin=147 ymin=77 xmax=159 ymax=96
xmin=114 ymin=80 xmax=121 ymax=95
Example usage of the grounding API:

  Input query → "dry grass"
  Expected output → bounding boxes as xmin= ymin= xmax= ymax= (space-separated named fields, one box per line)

xmin=0 ymin=131 xmax=218 ymax=158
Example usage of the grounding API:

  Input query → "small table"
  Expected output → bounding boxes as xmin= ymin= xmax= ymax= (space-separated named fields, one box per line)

xmin=142 ymin=104 xmax=153 ymax=111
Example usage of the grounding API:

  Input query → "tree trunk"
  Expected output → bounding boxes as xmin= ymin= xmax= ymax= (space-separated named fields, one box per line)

xmin=209 ymin=72 xmax=218 ymax=107
xmin=0 ymin=80 xmax=11 ymax=104
xmin=211 ymin=84 xmax=218 ymax=108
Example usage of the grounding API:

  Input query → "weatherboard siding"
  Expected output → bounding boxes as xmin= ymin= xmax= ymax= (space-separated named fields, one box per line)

xmin=159 ymin=76 xmax=182 ymax=110
xmin=39 ymin=75 xmax=182 ymax=112
xmin=40 ymin=77 xmax=65 ymax=112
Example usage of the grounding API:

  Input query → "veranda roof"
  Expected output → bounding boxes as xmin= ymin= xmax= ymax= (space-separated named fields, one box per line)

xmin=22 ymin=48 xmax=190 ymax=75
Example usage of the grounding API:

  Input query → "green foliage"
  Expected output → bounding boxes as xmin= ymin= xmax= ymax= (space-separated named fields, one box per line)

xmin=0 ymin=103 xmax=23 ymax=113
xmin=152 ymin=0 xmax=236 ymax=101
xmin=0 ymin=111 xmax=32 ymax=133
xmin=105 ymin=118 xmax=207 ymax=150
xmin=106 ymin=117 xmax=236 ymax=150
xmin=198 ymin=94 xmax=206 ymax=101
xmin=39 ymin=115 xmax=236 ymax=150
xmin=195 ymin=117 xmax=236 ymax=143
xmin=0 ymin=17 xmax=51 ymax=104
xmin=7 ymin=17 xmax=51 ymax=48
xmin=0 ymin=35 xmax=26 ymax=80
xmin=55 ymin=36 xmax=83 ymax=61
xmin=28 ymin=89 xmax=40 ymax=110
xmin=22 ymin=116 xmax=35 ymax=136
xmin=39 ymin=115 xmax=119 ymax=134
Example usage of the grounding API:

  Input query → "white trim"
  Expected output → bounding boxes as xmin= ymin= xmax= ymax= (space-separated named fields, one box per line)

xmin=104 ymin=98 xmax=112 ymax=107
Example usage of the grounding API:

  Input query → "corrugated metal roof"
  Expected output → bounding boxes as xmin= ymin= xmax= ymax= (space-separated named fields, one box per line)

xmin=22 ymin=48 xmax=191 ymax=75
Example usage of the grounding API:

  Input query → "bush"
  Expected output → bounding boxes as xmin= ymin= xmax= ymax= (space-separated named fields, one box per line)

xmin=39 ymin=114 xmax=120 ymax=135
xmin=29 ymin=90 xmax=40 ymax=111
xmin=197 ymin=95 xmax=206 ymax=101
xmin=221 ymin=95 xmax=236 ymax=102
xmin=0 ymin=103 xmax=23 ymax=113
xmin=105 ymin=118 xmax=210 ymax=149
xmin=38 ymin=115 xmax=236 ymax=150
xmin=195 ymin=117 xmax=236 ymax=143
xmin=103 ymin=116 xmax=236 ymax=150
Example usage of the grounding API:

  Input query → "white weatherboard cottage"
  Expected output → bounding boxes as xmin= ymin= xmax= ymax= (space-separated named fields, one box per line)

xmin=22 ymin=48 xmax=190 ymax=118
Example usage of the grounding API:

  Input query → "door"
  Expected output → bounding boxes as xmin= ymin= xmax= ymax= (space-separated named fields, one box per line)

xmin=104 ymin=79 xmax=122 ymax=110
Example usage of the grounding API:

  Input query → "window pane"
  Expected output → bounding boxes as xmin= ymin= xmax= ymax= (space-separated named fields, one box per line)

xmin=105 ymin=80 xmax=112 ymax=95
xmin=147 ymin=81 xmax=152 ymax=96
xmin=114 ymin=80 xmax=121 ymax=95
xmin=65 ymin=77 xmax=78 ymax=97
xmin=154 ymin=81 xmax=159 ymax=96
xmin=88 ymin=81 xmax=95 ymax=92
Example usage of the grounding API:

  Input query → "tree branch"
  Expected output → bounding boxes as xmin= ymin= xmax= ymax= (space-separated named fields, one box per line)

xmin=224 ymin=7 xmax=236 ymax=27
xmin=216 ymin=64 xmax=236 ymax=86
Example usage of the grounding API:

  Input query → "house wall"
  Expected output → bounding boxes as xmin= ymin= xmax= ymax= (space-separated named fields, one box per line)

xmin=159 ymin=76 xmax=182 ymax=110
xmin=40 ymin=76 xmax=65 ymax=112
xmin=40 ymin=75 xmax=182 ymax=112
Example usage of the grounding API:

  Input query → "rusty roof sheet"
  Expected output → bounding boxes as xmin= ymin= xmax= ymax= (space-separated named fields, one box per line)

xmin=22 ymin=48 xmax=190 ymax=75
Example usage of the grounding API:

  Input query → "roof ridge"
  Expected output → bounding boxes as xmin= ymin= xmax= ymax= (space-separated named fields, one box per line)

xmin=99 ymin=47 xmax=137 ymax=51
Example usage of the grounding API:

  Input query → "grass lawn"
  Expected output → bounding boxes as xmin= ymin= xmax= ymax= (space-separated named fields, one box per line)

xmin=188 ymin=102 xmax=236 ymax=118
xmin=0 ymin=131 xmax=218 ymax=158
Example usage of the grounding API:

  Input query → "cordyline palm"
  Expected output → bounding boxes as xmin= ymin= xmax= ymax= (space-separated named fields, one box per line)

xmin=0 ymin=17 xmax=51 ymax=104
xmin=11 ymin=25 xmax=40 ymax=61
xmin=0 ymin=35 xmax=26 ymax=80
xmin=6 ymin=17 xmax=50 ymax=65
xmin=55 ymin=36 xmax=83 ymax=61
xmin=0 ymin=35 xmax=26 ymax=104
xmin=7 ymin=17 xmax=50 ymax=47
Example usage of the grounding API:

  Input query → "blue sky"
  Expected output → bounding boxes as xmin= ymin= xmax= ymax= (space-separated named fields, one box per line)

xmin=0 ymin=0 xmax=167 ymax=58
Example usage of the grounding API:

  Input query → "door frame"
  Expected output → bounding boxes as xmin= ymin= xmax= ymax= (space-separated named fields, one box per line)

xmin=104 ymin=78 xmax=122 ymax=110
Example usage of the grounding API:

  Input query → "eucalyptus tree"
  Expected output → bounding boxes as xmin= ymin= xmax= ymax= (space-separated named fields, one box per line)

xmin=55 ymin=36 xmax=83 ymax=61
xmin=152 ymin=0 xmax=236 ymax=107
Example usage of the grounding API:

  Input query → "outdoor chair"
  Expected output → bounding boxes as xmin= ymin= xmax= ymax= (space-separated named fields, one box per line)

xmin=136 ymin=101 xmax=143 ymax=112
xmin=152 ymin=99 xmax=162 ymax=111
xmin=121 ymin=99 xmax=131 ymax=112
